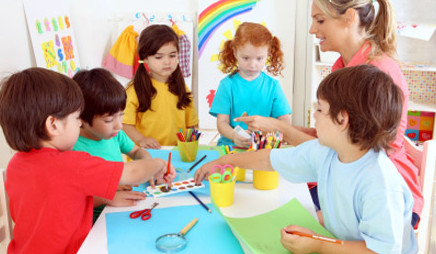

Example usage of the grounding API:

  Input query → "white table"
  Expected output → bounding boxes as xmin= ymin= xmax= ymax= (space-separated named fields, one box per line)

xmin=78 ymin=170 xmax=317 ymax=254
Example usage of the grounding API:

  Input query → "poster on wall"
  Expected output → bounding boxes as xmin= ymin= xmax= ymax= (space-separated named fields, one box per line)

xmin=197 ymin=0 xmax=283 ymax=129
xmin=23 ymin=0 xmax=80 ymax=77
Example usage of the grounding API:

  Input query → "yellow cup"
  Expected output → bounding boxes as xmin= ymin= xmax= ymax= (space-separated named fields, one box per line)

xmin=253 ymin=170 xmax=279 ymax=190
xmin=177 ymin=140 xmax=199 ymax=162
xmin=209 ymin=176 xmax=235 ymax=207
xmin=234 ymin=167 xmax=246 ymax=181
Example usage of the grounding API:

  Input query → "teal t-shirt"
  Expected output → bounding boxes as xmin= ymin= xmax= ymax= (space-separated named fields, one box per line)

xmin=209 ymin=72 xmax=292 ymax=146
xmin=73 ymin=130 xmax=135 ymax=223
xmin=73 ymin=130 xmax=134 ymax=162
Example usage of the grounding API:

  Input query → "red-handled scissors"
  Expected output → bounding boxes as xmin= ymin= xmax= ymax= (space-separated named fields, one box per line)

xmin=129 ymin=202 xmax=159 ymax=220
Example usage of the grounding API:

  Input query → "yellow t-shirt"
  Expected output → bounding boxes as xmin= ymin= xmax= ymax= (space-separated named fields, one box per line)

xmin=123 ymin=79 xmax=199 ymax=146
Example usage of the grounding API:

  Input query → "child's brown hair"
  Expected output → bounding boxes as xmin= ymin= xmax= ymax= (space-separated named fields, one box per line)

xmin=131 ymin=24 xmax=192 ymax=113
xmin=73 ymin=68 xmax=126 ymax=126
xmin=317 ymin=64 xmax=403 ymax=152
xmin=219 ymin=22 xmax=284 ymax=76
xmin=0 ymin=67 xmax=84 ymax=152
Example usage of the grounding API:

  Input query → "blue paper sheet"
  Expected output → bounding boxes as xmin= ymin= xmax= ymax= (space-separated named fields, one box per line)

xmin=133 ymin=149 xmax=219 ymax=196
xmin=106 ymin=204 xmax=243 ymax=254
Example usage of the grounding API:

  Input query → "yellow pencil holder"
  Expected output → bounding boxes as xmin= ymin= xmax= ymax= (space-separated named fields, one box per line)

xmin=177 ymin=140 xmax=199 ymax=162
xmin=253 ymin=170 xmax=279 ymax=190
xmin=234 ymin=167 xmax=246 ymax=181
xmin=209 ymin=176 xmax=236 ymax=207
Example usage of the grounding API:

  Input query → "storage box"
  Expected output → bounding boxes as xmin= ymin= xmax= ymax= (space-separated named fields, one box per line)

xmin=406 ymin=110 xmax=434 ymax=141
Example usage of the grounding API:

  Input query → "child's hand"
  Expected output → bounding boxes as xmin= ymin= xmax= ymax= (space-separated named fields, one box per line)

xmin=232 ymin=132 xmax=251 ymax=147
xmin=194 ymin=161 xmax=217 ymax=185
xmin=163 ymin=163 xmax=177 ymax=187
xmin=138 ymin=137 xmax=161 ymax=149
xmin=148 ymin=177 xmax=156 ymax=189
xmin=153 ymin=160 xmax=176 ymax=188
xmin=117 ymin=185 xmax=133 ymax=191
xmin=280 ymin=225 xmax=321 ymax=254
xmin=106 ymin=190 xmax=146 ymax=207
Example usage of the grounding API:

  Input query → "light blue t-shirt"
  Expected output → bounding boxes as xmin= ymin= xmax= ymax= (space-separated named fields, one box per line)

xmin=270 ymin=140 xmax=417 ymax=254
xmin=209 ymin=72 xmax=292 ymax=146
xmin=73 ymin=130 xmax=135 ymax=162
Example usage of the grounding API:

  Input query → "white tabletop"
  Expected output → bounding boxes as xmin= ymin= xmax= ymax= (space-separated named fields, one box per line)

xmin=78 ymin=170 xmax=317 ymax=254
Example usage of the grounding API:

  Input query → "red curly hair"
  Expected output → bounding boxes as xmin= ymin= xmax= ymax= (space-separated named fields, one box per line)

xmin=219 ymin=22 xmax=284 ymax=76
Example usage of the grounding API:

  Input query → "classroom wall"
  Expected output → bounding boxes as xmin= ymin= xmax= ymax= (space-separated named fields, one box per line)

xmin=0 ymin=0 xmax=296 ymax=168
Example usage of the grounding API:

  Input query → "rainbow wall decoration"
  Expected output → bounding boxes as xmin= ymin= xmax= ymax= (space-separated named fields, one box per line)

xmin=198 ymin=0 xmax=260 ymax=58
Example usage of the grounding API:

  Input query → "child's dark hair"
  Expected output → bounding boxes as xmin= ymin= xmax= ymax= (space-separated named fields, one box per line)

xmin=131 ymin=24 xmax=192 ymax=112
xmin=73 ymin=68 xmax=126 ymax=126
xmin=0 ymin=67 xmax=84 ymax=152
xmin=317 ymin=64 xmax=403 ymax=152
xmin=219 ymin=22 xmax=284 ymax=76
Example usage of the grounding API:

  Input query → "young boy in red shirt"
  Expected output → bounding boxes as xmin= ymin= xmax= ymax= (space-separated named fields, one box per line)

xmin=0 ymin=67 xmax=176 ymax=253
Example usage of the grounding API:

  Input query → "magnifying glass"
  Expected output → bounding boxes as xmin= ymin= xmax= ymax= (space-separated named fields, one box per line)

xmin=155 ymin=218 xmax=198 ymax=253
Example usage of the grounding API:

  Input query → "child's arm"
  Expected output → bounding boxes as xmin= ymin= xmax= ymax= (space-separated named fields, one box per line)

xmin=280 ymin=226 xmax=375 ymax=254
xmin=126 ymin=144 xmax=152 ymax=160
xmin=234 ymin=115 xmax=315 ymax=146
xmin=120 ymin=158 xmax=176 ymax=186
xmin=123 ymin=124 xmax=161 ymax=149
xmin=126 ymin=144 xmax=158 ymax=187
xmin=194 ymin=149 xmax=272 ymax=184
xmin=93 ymin=190 xmax=146 ymax=207
xmin=217 ymin=114 xmax=251 ymax=147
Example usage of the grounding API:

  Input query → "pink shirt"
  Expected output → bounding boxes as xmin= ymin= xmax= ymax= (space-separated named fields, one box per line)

xmin=332 ymin=42 xmax=423 ymax=216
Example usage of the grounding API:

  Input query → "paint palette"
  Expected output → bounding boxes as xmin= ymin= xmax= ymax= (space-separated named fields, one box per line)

xmin=146 ymin=178 xmax=205 ymax=197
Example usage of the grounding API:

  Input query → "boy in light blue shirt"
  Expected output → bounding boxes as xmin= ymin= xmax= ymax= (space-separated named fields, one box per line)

xmin=73 ymin=68 xmax=166 ymax=222
xmin=195 ymin=65 xmax=417 ymax=253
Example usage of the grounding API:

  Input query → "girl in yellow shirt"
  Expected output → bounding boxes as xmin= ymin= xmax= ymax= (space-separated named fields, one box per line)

xmin=123 ymin=25 xmax=198 ymax=148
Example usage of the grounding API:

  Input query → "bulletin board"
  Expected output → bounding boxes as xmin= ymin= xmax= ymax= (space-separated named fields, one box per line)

xmin=23 ymin=0 xmax=81 ymax=77
xmin=197 ymin=0 xmax=291 ymax=129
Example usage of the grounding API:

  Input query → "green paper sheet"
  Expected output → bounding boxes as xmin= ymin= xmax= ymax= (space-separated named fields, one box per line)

xmin=219 ymin=198 xmax=335 ymax=254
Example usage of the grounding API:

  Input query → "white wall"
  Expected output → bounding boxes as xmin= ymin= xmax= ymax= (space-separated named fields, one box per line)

xmin=0 ymin=0 xmax=297 ymax=168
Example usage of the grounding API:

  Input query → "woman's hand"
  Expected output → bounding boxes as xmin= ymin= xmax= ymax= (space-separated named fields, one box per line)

xmin=234 ymin=115 xmax=279 ymax=133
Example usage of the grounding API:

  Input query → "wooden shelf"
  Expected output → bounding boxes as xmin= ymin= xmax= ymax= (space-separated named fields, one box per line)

xmin=315 ymin=61 xmax=436 ymax=72
xmin=409 ymin=101 xmax=436 ymax=112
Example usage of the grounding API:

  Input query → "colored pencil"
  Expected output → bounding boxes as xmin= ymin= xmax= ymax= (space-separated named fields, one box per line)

xmin=188 ymin=191 xmax=211 ymax=213
xmin=285 ymin=230 xmax=344 ymax=245
xmin=187 ymin=155 xmax=207 ymax=173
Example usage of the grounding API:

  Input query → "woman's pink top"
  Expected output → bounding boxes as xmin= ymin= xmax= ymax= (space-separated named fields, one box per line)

xmin=332 ymin=42 xmax=423 ymax=216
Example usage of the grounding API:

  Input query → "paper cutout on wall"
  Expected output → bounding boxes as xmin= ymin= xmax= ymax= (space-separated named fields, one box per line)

xmin=397 ymin=22 xmax=436 ymax=41
xmin=198 ymin=0 xmax=260 ymax=58
xmin=23 ymin=0 xmax=81 ymax=77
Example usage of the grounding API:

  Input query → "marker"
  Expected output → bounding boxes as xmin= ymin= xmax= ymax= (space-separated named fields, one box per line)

xmin=187 ymin=155 xmax=207 ymax=173
xmin=188 ymin=191 xmax=211 ymax=213
xmin=285 ymin=230 xmax=344 ymax=245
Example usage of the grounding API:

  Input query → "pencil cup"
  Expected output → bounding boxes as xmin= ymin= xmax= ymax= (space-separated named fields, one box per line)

xmin=234 ymin=167 xmax=246 ymax=181
xmin=177 ymin=140 xmax=199 ymax=162
xmin=253 ymin=170 xmax=279 ymax=190
xmin=209 ymin=176 xmax=235 ymax=207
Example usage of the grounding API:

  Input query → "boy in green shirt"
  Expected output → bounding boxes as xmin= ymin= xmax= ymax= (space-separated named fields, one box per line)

xmin=73 ymin=68 xmax=166 ymax=222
